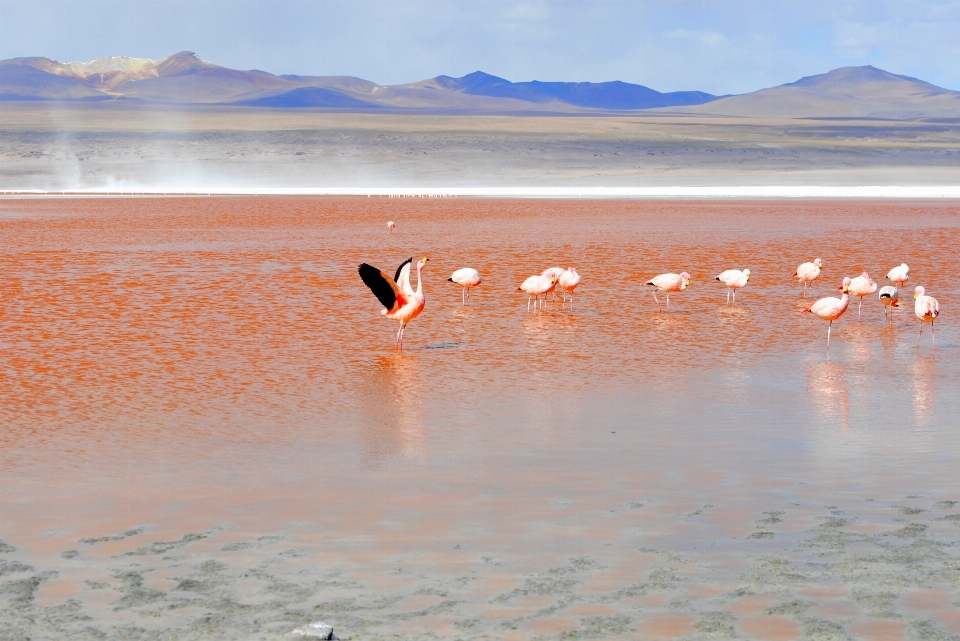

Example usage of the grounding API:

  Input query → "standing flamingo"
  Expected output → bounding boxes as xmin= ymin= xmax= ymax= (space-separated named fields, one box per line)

xmin=794 ymin=258 xmax=823 ymax=298
xmin=716 ymin=268 xmax=750 ymax=303
xmin=843 ymin=271 xmax=877 ymax=320
xmin=358 ymin=256 xmax=429 ymax=351
xmin=803 ymin=277 xmax=850 ymax=348
xmin=517 ymin=273 xmax=558 ymax=312
xmin=558 ymin=267 xmax=581 ymax=303
xmin=914 ymin=286 xmax=940 ymax=347
xmin=878 ymin=285 xmax=899 ymax=322
xmin=886 ymin=263 xmax=909 ymax=295
xmin=645 ymin=272 xmax=691 ymax=313
xmin=387 ymin=221 xmax=395 ymax=231
xmin=448 ymin=268 xmax=481 ymax=305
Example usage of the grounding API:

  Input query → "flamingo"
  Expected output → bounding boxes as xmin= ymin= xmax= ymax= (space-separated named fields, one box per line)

xmin=387 ymin=221 xmax=395 ymax=231
xmin=878 ymin=285 xmax=899 ymax=322
xmin=558 ymin=267 xmax=581 ymax=303
xmin=517 ymin=273 xmax=558 ymax=312
xmin=794 ymin=258 xmax=823 ymax=298
xmin=914 ymin=286 xmax=940 ymax=348
xmin=358 ymin=256 xmax=429 ymax=351
xmin=542 ymin=267 xmax=566 ymax=301
xmin=886 ymin=263 xmax=909 ymax=295
xmin=843 ymin=271 xmax=877 ymax=320
xmin=803 ymin=277 xmax=851 ymax=348
xmin=448 ymin=268 xmax=481 ymax=305
xmin=716 ymin=268 xmax=750 ymax=303
xmin=646 ymin=272 xmax=691 ymax=313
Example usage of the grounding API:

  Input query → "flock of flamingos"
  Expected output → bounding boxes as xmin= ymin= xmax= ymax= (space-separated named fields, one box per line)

xmin=360 ymin=222 xmax=941 ymax=351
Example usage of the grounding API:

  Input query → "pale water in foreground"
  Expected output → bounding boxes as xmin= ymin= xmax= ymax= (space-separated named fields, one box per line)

xmin=1 ymin=198 xmax=958 ymax=640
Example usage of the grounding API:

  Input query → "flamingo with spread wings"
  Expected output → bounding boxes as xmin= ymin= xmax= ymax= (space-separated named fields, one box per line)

xmin=358 ymin=256 xmax=430 ymax=351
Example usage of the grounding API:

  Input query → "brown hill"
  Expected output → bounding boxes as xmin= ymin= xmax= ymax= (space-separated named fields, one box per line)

xmin=671 ymin=66 xmax=960 ymax=119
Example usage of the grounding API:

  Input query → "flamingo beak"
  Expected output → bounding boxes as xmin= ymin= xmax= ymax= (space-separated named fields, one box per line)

xmin=914 ymin=293 xmax=918 ymax=299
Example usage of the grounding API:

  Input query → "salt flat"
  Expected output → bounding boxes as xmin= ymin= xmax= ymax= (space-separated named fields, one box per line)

xmin=2 ymin=104 xmax=959 ymax=192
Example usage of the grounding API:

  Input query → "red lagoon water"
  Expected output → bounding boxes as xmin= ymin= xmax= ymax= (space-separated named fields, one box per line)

xmin=1 ymin=197 xmax=959 ymax=637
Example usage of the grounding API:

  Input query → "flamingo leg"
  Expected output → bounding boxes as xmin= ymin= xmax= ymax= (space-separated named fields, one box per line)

xmin=827 ymin=320 xmax=832 ymax=348
xmin=858 ymin=298 xmax=862 ymax=321
xmin=666 ymin=292 xmax=670 ymax=311
xmin=653 ymin=290 xmax=662 ymax=313
xmin=527 ymin=295 xmax=532 ymax=312
xmin=916 ymin=324 xmax=922 ymax=347
xmin=932 ymin=321 xmax=936 ymax=348
xmin=732 ymin=289 xmax=736 ymax=304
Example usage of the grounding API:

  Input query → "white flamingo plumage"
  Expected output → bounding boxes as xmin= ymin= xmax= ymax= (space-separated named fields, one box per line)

xmin=716 ymin=268 xmax=750 ymax=303
xmin=878 ymin=285 xmax=899 ymax=322
xmin=803 ymin=276 xmax=851 ymax=348
xmin=795 ymin=258 xmax=823 ymax=298
xmin=358 ymin=256 xmax=429 ymax=351
xmin=387 ymin=221 xmax=395 ymax=231
xmin=448 ymin=268 xmax=481 ymax=305
xmin=914 ymin=286 xmax=940 ymax=348
xmin=558 ymin=267 xmax=581 ymax=303
xmin=517 ymin=273 xmax=558 ymax=312
xmin=646 ymin=272 xmax=691 ymax=313
xmin=886 ymin=263 xmax=909 ymax=294
xmin=844 ymin=271 xmax=877 ymax=320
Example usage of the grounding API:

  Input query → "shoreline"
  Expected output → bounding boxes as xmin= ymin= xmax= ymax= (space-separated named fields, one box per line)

xmin=3 ymin=185 xmax=960 ymax=199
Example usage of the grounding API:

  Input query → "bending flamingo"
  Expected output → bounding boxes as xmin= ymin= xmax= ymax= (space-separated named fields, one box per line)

xmin=716 ymin=268 xmax=750 ymax=303
xmin=358 ymin=256 xmax=429 ymax=351
xmin=878 ymin=285 xmax=899 ymax=322
xmin=886 ymin=263 xmax=909 ymax=294
xmin=448 ymin=268 xmax=481 ymax=305
xmin=646 ymin=272 xmax=691 ymax=313
xmin=843 ymin=271 xmax=877 ymax=320
xmin=803 ymin=277 xmax=850 ymax=348
xmin=517 ymin=273 xmax=558 ymax=312
xmin=542 ymin=267 xmax=566 ymax=301
xmin=914 ymin=286 xmax=940 ymax=348
xmin=558 ymin=267 xmax=581 ymax=303
xmin=794 ymin=258 xmax=823 ymax=298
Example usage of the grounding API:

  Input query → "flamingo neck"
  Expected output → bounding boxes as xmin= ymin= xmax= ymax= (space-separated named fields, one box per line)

xmin=415 ymin=263 xmax=424 ymax=295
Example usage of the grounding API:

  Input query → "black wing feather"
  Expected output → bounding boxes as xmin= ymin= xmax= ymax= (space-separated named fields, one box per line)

xmin=358 ymin=263 xmax=397 ymax=310
xmin=394 ymin=257 xmax=413 ymax=283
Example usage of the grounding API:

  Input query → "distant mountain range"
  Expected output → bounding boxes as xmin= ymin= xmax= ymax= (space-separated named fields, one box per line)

xmin=2 ymin=51 xmax=959 ymax=118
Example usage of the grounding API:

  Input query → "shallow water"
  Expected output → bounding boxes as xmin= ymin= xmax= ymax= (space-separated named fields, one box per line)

xmin=1 ymin=197 xmax=958 ymax=640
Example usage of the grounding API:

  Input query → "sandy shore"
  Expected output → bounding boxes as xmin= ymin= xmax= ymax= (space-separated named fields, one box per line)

xmin=3 ymin=495 xmax=959 ymax=640
xmin=1 ymin=104 xmax=959 ymax=191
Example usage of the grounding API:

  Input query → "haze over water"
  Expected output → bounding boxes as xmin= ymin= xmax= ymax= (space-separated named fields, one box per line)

xmin=1 ymin=197 xmax=959 ymax=639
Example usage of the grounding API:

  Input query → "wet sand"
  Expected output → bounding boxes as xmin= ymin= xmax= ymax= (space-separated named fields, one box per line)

xmin=2 ymin=105 xmax=960 ymax=190
xmin=1 ymin=197 xmax=959 ymax=640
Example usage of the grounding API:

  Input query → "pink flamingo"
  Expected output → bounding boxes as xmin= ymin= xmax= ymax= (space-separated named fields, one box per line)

xmin=517 ymin=273 xmax=558 ymax=312
xmin=878 ymin=285 xmax=899 ymax=322
xmin=914 ymin=286 xmax=940 ymax=348
xmin=803 ymin=277 xmax=851 ymax=348
xmin=559 ymin=267 xmax=581 ymax=303
xmin=843 ymin=271 xmax=877 ymax=320
xmin=387 ymin=221 xmax=395 ymax=231
xmin=646 ymin=272 xmax=691 ymax=313
xmin=886 ymin=263 xmax=909 ymax=294
xmin=448 ymin=267 xmax=481 ymax=305
xmin=716 ymin=268 xmax=750 ymax=303
xmin=358 ymin=256 xmax=429 ymax=350
xmin=794 ymin=258 xmax=823 ymax=298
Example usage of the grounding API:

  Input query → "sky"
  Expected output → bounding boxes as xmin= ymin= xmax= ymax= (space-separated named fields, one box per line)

xmin=2 ymin=0 xmax=960 ymax=94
